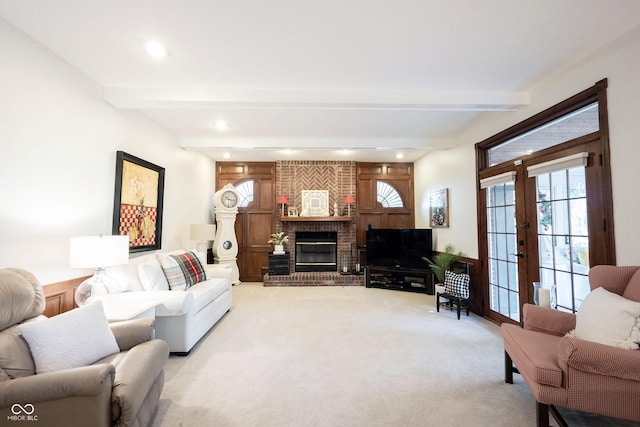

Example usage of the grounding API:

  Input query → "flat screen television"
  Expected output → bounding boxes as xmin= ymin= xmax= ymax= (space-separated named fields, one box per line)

xmin=365 ymin=228 xmax=433 ymax=269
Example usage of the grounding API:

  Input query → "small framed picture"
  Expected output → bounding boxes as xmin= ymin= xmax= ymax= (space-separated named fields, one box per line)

xmin=288 ymin=207 xmax=298 ymax=217
xmin=430 ymin=188 xmax=449 ymax=228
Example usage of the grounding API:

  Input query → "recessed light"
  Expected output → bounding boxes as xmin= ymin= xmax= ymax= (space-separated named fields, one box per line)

xmin=223 ymin=152 xmax=231 ymax=159
xmin=145 ymin=40 xmax=168 ymax=59
xmin=396 ymin=153 xmax=404 ymax=159
xmin=214 ymin=120 xmax=228 ymax=131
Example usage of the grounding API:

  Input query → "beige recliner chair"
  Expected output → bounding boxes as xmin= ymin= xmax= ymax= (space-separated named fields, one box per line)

xmin=0 ymin=268 xmax=170 ymax=427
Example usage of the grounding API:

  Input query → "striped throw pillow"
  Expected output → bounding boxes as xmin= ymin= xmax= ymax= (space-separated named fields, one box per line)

xmin=169 ymin=251 xmax=207 ymax=289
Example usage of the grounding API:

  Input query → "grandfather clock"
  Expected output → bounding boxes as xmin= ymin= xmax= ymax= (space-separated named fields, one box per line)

xmin=213 ymin=183 xmax=240 ymax=285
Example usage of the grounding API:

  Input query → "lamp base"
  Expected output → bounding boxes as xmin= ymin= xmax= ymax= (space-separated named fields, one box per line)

xmin=74 ymin=268 xmax=121 ymax=306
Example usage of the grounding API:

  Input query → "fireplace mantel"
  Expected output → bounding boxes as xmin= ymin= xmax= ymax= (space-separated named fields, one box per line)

xmin=280 ymin=216 xmax=352 ymax=222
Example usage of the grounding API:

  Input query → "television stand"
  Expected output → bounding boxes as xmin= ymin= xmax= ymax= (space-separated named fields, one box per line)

xmin=365 ymin=266 xmax=434 ymax=295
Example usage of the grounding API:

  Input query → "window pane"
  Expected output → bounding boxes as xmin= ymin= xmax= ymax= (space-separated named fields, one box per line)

xmin=568 ymin=168 xmax=586 ymax=198
xmin=552 ymin=200 xmax=569 ymax=234
xmin=496 ymin=207 xmax=507 ymax=233
xmin=488 ymin=103 xmax=599 ymax=166
xmin=550 ymin=170 xmax=568 ymax=200
xmin=570 ymin=199 xmax=588 ymax=236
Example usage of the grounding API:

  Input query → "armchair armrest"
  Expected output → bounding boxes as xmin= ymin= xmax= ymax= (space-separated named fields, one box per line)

xmin=110 ymin=318 xmax=155 ymax=351
xmin=111 ymin=339 xmax=169 ymax=425
xmin=0 ymin=364 xmax=114 ymax=406
xmin=522 ymin=303 xmax=576 ymax=336
xmin=558 ymin=336 xmax=640 ymax=382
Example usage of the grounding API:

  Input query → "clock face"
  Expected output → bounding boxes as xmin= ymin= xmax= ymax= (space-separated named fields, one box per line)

xmin=222 ymin=190 xmax=238 ymax=208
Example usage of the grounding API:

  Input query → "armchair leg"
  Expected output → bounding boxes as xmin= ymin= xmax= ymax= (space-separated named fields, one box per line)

xmin=436 ymin=293 xmax=441 ymax=313
xmin=549 ymin=405 xmax=568 ymax=427
xmin=536 ymin=402 xmax=550 ymax=427
xmin=504 ymin=351 xmax=513 ymax=384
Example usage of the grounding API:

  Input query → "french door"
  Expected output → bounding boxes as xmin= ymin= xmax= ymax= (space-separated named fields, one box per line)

xmin=481 ymin=143 xmax=600 ymax=322
xmin=476 ymin=80 xmax=615 ymax=324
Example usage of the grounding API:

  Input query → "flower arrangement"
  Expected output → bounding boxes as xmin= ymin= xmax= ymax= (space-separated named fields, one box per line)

xmin=267 ymin=232 xmax=289 ymax=245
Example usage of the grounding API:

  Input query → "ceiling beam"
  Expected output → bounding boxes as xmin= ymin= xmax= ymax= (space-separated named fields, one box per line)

xmin=104 ymin=87 xmax=529 ymax=112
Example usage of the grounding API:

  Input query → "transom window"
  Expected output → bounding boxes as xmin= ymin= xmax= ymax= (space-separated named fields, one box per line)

xmin=235 ymin=180 xmax=254 ymax=208
xmin=377 ymin=181 xmax=403 ymax=207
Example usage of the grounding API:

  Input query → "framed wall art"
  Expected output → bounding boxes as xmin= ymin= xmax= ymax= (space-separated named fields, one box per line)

xmin=429 ymin=188 xmax=449 ymax=228
xmin=112 ymin=151 xmax=165 ymax=253
xmin=301 ymin=190 xmax=329 ymax=216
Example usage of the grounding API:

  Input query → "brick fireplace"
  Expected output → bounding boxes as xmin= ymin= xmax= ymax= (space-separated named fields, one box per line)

xmin=264 ymin=160 xmax=364 ymax=286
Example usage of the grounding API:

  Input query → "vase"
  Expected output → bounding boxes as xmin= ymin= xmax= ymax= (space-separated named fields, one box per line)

xmin=274 ymin=244 xmax=284 ymax=254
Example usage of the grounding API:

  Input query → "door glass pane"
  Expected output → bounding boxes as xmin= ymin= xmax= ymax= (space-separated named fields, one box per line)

xmin=487 ymin=181 xmax=519 ymax=321
xmin=536 ymin=166 xmax=589 ymax=313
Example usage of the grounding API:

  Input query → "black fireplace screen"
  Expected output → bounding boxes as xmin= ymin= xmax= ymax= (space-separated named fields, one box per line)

xmin=295 ymin=231 xmax=337 ymax=272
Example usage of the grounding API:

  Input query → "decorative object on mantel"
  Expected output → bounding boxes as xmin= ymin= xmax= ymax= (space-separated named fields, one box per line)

xmin=343 ymin=195 xmax=355 ymax=216
xmin=429 ymin=188 xmax=449 ymax=228
xmin=280 ymin=216 xmax=351 ymax=222
xmin=112 ymin=151 xmax=165 ymax=253
xmin=190 ymin=223 xmax=216 ymax=253
xmin=69 ymin=235 xmax=129 ymax=306
xmin=287 ymin=206 xmax=298 ymax=216
xmin=301 ymin=190 xmax=329 ymax=217
xmin=277 ymin=195 xmax=289 ymax=216
xmin=333 ymin=202 xmax=338 ymax=216
xmin=268 ymin=232 xmax=288 ymax=255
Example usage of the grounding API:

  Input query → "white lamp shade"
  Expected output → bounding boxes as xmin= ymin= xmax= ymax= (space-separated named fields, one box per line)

xmin=190 ymin=224 xmax=216 ymax=241
xmin=69 ymin=235 xmax=129 ymax=268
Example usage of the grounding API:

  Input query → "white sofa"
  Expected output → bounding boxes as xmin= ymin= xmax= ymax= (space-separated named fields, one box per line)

xmin=96 ymin=250 xmax=232 ymax=354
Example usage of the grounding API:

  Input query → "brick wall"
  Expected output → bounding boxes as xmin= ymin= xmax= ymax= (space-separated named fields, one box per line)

xmin=276 ymin=160 xmax=358 ymax=272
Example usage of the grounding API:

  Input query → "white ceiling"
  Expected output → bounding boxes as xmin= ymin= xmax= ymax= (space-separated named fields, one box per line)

xmin=2 ymin=0 xmax=640 ymax=162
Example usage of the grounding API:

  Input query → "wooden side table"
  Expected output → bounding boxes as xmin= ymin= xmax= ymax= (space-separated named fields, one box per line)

xmin=268 ymin=252 xmax=290 ymax=275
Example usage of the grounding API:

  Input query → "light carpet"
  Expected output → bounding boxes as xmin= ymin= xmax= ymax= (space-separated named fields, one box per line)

xmin=151 ymin=283 xmax=639 ymax=427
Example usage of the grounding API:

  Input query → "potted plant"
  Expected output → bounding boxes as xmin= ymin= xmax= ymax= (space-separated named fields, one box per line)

xmin=268 ymin=231 xmax=289 ymax=254
xmin=423 ymin=244 xmax=464 ymax=284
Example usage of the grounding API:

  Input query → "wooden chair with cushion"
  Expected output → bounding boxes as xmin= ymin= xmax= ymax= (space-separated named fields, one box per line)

xmin=436 ymin=261 xmax=471 ymax=320
xmin=501 ymin=265 xmax=640 ymax=426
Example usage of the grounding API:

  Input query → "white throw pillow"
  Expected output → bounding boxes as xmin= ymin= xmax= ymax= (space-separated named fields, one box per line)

xmin=17 ymin=300 xmax=119 ymax=374
xmin=568 ymin=287 xmax=640 ymax=350
xmin=138 ymin=260 xmax=170 ymax=291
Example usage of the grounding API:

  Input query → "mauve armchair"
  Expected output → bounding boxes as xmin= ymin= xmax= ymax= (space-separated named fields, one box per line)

xmin=501 ymin=265 xmax=640 ymax=426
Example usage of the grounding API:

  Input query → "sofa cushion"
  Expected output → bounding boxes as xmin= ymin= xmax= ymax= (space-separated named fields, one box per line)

xmin=568 ymin=287 xmax=640 ymax=350
xmin=138 ymin=260 xmax=170 ymax=291
xmin=171 ymin=251 xmax=207 ymax=288
xmin=0 ymin=320 xmax=39 ymax=379
xmin=190 ymin=278 xmax=229 ymax=313
xmin=502 ymin=324 xmax=564 ymax=388
xmin=623 ymin=269 xmax=640 ymax=302
xmin=16 ymin=300 xmax=120 ymax=374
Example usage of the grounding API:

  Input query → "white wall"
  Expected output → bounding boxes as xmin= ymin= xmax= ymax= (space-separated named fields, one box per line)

xmin=0 ymin=19 xmax=216 ymax=284
xmin=414 ymin=25 xmax=640 ymax=264
xmin=414 ymin=145 xmax=478 ymax=258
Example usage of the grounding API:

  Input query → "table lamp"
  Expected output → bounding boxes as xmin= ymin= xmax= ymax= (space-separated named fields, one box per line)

xmin=190 ymin=223 xmax=216 ymax=253
xmin=69 ymin=235 xmax=129 ymax=306
xmin=343 ymin=195 xmax=355 ymax=216
xmin=277 ymin=195 xmax=289 ymax=216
